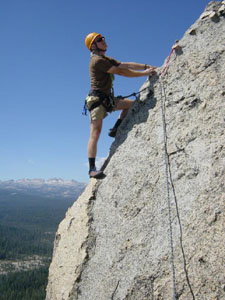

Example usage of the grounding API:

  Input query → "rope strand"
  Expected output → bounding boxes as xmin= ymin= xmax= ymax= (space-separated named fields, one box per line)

xmin=159 ymin=76 xmax=177 ymax=300
xmin=159 ymin=48 xmax=195 ymax=299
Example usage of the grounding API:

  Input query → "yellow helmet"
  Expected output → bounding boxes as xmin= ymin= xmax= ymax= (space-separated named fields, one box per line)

xmin=85 ymin=32 xmax=101 ymax=50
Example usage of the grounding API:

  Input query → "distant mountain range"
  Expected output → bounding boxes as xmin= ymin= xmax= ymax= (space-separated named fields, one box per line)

xmin=0 ymin=178 xmax=86 ymax=200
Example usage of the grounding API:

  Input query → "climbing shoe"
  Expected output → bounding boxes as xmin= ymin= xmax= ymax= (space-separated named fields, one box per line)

xmin=89 ymin=168 xmax=104 ymax=179
xmin=108 ymin=127 xmax=117 ymax=138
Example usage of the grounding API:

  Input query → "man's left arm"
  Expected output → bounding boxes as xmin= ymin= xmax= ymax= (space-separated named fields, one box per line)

xmin=118 ymin=62 xmax=157 ymax=71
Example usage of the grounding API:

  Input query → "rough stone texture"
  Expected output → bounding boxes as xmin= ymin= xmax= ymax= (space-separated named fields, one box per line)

xmin=46 ymin=2 xmax=225 ymax=300
xmin=46 ymin=180 xmax=97 ymax=300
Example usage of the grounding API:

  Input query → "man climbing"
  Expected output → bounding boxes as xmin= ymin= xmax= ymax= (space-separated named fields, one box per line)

xmin=85 ymin=32 xmax=156 ymax=179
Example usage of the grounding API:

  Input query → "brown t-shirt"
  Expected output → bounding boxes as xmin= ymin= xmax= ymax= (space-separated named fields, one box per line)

xmin=89 ymin=54 xmax=120 ymax=95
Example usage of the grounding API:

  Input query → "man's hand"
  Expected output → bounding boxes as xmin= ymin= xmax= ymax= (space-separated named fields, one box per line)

xmin=145 ymin=64 xmax=157 ymax=70
xmin=143 ymin=66 xmax=156 ymax=76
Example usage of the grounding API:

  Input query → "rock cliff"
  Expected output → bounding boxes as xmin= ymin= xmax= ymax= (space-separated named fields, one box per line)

xmin=46 ymin=2 xmax=225 ymax=299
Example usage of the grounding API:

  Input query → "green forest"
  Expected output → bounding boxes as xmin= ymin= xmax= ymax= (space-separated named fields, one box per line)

xmin=0 ymin=188 xmax=80 ymax=300
xmin=0 ymin=267 xmax=48 ymax=300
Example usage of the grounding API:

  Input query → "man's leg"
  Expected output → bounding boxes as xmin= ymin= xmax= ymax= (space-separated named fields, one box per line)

xmin=88 ymin=119 xmax=104 ymax=178
xmin=109 ymin=98 xmax=133 ymax=137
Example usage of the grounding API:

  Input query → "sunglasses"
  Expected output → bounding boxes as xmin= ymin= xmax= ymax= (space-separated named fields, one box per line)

xmin=96 ymin=36 xmax=105 ymax=43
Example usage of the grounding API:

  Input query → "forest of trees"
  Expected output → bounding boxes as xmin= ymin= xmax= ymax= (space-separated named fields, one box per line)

xmin=0 ymin=225 xmax=54 ymax=259
xmin=0 ymin=267 xmax=48 ymax=300
xmin=0 ymin=188 xmax=79 ymax=299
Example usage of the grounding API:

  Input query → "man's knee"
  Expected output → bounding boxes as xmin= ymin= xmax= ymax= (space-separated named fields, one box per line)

xmin=93 ymin=127 xmax=101 ymax=138
xmin=114 ymin=98 xmax=134 ymax=111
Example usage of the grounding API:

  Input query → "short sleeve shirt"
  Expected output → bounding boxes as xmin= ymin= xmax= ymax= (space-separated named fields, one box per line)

xmin=89 ymin=55 xmax=120 ymax=95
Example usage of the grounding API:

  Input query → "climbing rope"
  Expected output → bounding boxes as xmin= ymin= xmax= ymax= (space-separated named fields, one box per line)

xmin=161 ymin=48 xmax=175 ymax=77
xmin=159 ymin=48 xmax=196 ymax=300
xmin=159 ymin=74 xmax=177 ymax=300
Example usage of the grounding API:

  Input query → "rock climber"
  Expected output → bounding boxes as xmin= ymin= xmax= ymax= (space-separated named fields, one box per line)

xmin=85 ymin=32 xmax=156 ymax=179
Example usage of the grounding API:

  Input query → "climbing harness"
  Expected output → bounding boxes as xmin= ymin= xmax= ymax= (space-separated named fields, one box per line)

xmin=159 ymin=48 xmax=196 ymax=300
xmin=82 ymin=88 xmax=115 ymax=116
xmin=83 ymin=85 xmax=154 ymax=116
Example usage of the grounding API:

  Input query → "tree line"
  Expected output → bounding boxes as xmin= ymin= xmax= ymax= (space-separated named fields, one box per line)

xmin=0 ymin=224 xmax=54 ymax=260
xmin=0 ymin=267 xmax=48 ymax=300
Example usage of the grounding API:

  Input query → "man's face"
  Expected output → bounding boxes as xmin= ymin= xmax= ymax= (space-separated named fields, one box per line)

xmin=93 ymin=35 xmax=107 ymax=51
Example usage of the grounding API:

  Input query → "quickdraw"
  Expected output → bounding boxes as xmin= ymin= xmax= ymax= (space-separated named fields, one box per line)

xmin=116 ymin=85 xmax=154 ymax=100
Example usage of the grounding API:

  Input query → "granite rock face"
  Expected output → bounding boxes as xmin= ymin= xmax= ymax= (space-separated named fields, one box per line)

xmin=46 ymin=2 xmax=225 ymax=299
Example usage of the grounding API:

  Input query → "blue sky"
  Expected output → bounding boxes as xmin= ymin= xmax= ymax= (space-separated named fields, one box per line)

xmin=0 ymin=0 xmax=213 ymax=183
